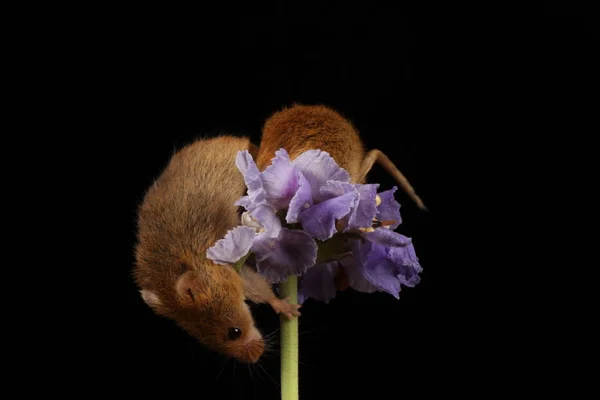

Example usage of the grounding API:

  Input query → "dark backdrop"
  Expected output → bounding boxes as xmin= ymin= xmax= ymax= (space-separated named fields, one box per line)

xmin=84 ymin=6 xmax=597 ymax=399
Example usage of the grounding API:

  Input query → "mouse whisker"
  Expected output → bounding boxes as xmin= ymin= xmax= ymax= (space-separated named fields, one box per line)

xmin=263 ymin=327 xmax=280 ymax=339
xmin=251 ymin=362 xmax=269 ymax=388
xmin=247 ymin=363 xmax=256 ymax=384
xmin=256 ymin=361 xmax=280 ymax=388
xmin=298 ymin=327 xmax=325 ymax=336
xmin=215 ymin=358 xmax=230 ymax=383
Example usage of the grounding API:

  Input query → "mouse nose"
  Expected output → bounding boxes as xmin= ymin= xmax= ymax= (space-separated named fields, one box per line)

xmin=241 ymin=327 xmax=264 ymax=363
xmin=243 ymin=338 xmax=265 ymax=363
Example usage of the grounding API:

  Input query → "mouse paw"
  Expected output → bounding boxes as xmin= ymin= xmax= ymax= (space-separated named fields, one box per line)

xmin=268 ymin=297 xmax=302 ymax=319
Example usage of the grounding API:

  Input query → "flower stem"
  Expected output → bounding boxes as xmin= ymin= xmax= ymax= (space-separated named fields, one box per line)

xmin=279 ymin=276 xmax=298 ymax=400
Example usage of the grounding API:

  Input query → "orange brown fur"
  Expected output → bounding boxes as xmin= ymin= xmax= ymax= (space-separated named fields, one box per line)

xmin=256 ymin=104 xmax=366 ymax=180
xmin=256 ymin=104 xmax=427 ymax=209
xmin=133 ymin=135 xmax=274 ymax=363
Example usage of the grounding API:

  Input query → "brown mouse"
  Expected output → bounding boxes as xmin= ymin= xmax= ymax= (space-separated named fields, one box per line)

xmin=255 ymin=104 xmax=427 ymax=210
xmin=133 ymin=135 xmax=300 ymax=364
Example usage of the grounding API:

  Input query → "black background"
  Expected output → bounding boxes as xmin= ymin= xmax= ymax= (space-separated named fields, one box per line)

xmin=66 ymin=4 xmax=597 ymax=399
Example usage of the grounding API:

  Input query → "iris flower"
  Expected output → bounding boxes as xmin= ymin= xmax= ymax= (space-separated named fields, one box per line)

xmin=298 ymin=186 xmax=422 ymax=301
xmin=207 ymin=148 xmax=422 ymax=295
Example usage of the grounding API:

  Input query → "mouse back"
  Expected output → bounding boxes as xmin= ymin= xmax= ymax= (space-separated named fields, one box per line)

xmin=255 ymin=104 xmax=366 ymax=178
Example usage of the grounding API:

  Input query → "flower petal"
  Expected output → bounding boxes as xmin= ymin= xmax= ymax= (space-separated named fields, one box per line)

xmin=298 ymin=191 xmax=357 ymax=240
xmin=349 ymin=239 xmax=420 ymax=299
xmin=389 ymin=242 xmax=423 ymax=287
xmin=286 ymin=173 xmax=313 ymax=224
xmin=292 ymin=150 xmax=350 ymax=203
xmin=235 ymin=150 xmax=266 ymax=210
xmin=251 ymin=205 xmax=282 ymax=238
xmin=348 ymin=183 xmax=380 ymax=230
xmin=251 ymin=228 xmax=318 ymax=283
xmin=339 ymin=253 xmax=379 ymax=294
xmin=361 ymin=242 xmax=403 ymax=298
xmin=376 ymin=186 xmax=402 ymax=229
xmin=234 ymin=195 xmax=251 ymax=209
xmin=319 ymin=180 xmax=356 ymax=199
xmin=261 ymin=149 xmax=301 ymax=210
xmin=298 ymin=262 xmax=339 ymax=303
xmin=362 ymin=229 xmax=412 ymax=247
xmin=206 ymin=225 xmax=256 ymax=265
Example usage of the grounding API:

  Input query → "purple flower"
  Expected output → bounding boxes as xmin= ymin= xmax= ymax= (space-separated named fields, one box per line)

xmin=236 ymin=148 xmax=359 ymax=241
xmin=298 ymin=261 xmax=339 ymax=304
xmin=207 ymin=224 xmax=318 ymax=283
xmin=210 ymin=147 xmax=423 ymax=294
xmin=250 ymin=228 xmax=318 ymax=283
xmin=290 ymin=150 xmax=350 ymax=203
xmin=206 ymin=226 xmax=255 ymax=265
xmin=297 ymin=183 xmax=358 ymax=240
xmin=285 ymin=156 xmax=358 ymax=240
xmin=362 ymin=228 xmax=413 ymax=247
xmin=346 ymin=237 xmax=422 ymax=299
xmin=375 ymin=186 xmax=402 ymax=229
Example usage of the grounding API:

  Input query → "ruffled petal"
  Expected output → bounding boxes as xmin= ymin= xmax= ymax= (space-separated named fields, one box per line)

xmin=298 ymin=262 xmax=339 ymax=303
xmin=286 ymin=173 xmax=313 ymax=224
xmin=347 ymin=183 xmax=379 ymax=230
xmin=389 ymin=242 xmax=423 ymax=287
xmin=260 ymin=149 xmax=301 ymax=210
xmin=292 ymin=150 xmax=350 ymax=203
xmin=362 ymin=229 xmax=412 ymax=247
xmin=339 ymin=253 xmax=379 ymax=294
xmin=206 ymin=226 xmax=256 ymax=265
xmin=361 ymin=242 xmax=403 ymax=299
xmin=251 ymin=205 xmax=282 ymax=238
xmin=235 ymin=150 xmax=266 ymax=209
xmin=298 ymin=191 xmax=357 ymax=240
xmin=234 ymin=195 xmax=251 ymax=209
xmin=348 ymin=239 xmax=420 ymax=299
xmin=376 ymin=186 xmax=402 ymax=230
xmin=251 ymin=228 xmax=318 ymax=283
xmin=319 ymin=180 xmax=356 ymax=199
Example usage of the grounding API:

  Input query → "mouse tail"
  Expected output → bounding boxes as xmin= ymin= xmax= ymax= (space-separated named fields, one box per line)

xmin=358 ymin=149 xmax=428 ymax=211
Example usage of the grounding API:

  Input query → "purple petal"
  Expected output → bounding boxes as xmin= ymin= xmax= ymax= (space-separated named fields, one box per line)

xmin=319 ymin=180 xmax=356 ymax=199
xmin=349 ymin=239 xmax=416 ymax=299
xmin=348 ymin=184 xmax=380 ymax=230
xmin=389 ymin=242 xmax=423 ymax=287
xmin=362 ymin=229 xmax=413 ymax=247
xmin=234 ymin=195 xmax=251 ymax=209
xmin=298 ymin=191 xmax=357 ymax=240
xmin=298 ymin=262 xmax=339 ymax=303
xmin=235 ymin=150 xmax=266 ymax=210
xmin=292 ymin=150 xmax=350 ymax=203
xmin=286 ymin=173 xmax=313 ymax=224
xmin=361 ymin=242 xmax=403 ymax=299
xmin=339 ymin=254 xmax=379 ymax=294
xmin=261 ymin=149 xmax=301 ymax=210
xmin=251 ymin=205 xmax=282 ymax=238
xmin=251 ymin=228 xmax=318 ymax=283
xmin=206 ymin=226 xmax=256 ymax=265
xmin=377 ymin=186 xmax=402 ymax=230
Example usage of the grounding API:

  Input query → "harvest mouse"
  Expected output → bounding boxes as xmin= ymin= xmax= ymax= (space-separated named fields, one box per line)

xmin=255 ymin=104 xmax=427 ymax=210
xmin=133 ymin=135 xmax=301 ymax=364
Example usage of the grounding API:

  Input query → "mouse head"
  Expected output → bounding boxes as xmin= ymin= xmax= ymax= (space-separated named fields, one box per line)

xmin=141 ymin=263 xmax=264 ymax=363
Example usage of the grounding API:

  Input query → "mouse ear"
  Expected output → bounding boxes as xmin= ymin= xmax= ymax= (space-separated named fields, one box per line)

xmin=175 ymin=270 xmax=207 ymax=305
xmin=140 ymin=289 xmax=168 ymax=316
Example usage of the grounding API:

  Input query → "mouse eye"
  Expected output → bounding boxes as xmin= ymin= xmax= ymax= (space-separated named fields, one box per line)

xmin=228 ymin=327 xmax=242 ymax=340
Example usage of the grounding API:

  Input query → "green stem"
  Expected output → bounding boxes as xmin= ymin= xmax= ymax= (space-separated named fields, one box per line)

xmin=279 ymin=276 xmax=298 ymax=400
